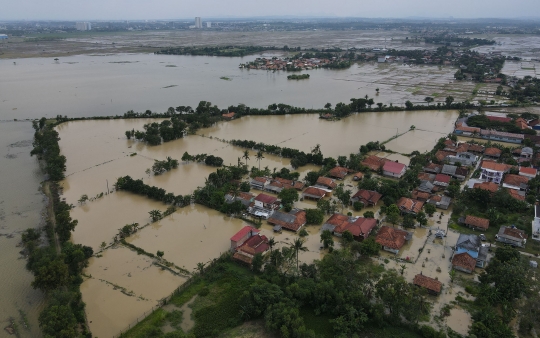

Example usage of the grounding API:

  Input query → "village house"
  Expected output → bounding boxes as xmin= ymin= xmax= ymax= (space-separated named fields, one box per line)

xmin=484 ymin=147 xmax=502 ymax=159
xmin=352 ymin=172 xmax=364 ymax=181
xmin=418 ymin=172 xmax=436 ymax=183
xmin=302 ymin=187 xmax=327 ymax=200
xmin=248 ymin=193 xmax=279 ymax=219
xmin=463 ymin=215 xmax=490 ymax=231
xmin=397 ymin=197 xmax=424 ymax=215
xmin=328 ymin=166 xmax=350 ymax=180
xmin=423 ymin=163 xmax=442 ymax=174
xmin=502 ymin=174 xmax=529 ymax=191
xmin=334 ymin=217 xmax=377 ymax=241
xmin=507 ymin=188 xmax=526 ymax=201
xmin=231 ymin=228 xmax=269 ymax=266
xmin=321 ymin=213 xmax=352 ymax=233
xmin=519 ymin=147 xmax=533 ymax=161
xmin=496 ymin=226 xmax=528 ymax=248
xmin=382 ymin=161 xmax=407 ymax=179
xmin=350 ymin=189 xmax=383 ymax=207
xmin=315 ymin=176 xmax=338 ymax=190
xmin=417 ymin=180 xmax=435 ymax=194
xmin=435 ymin=150 xmax=455 ymax=162
xmin=413 ymin=273 xmax=442 ymax=296
xmin=532 ymin=204 xmax=540 ymax=242
xmin=479 ymin=161 xmax=512 ymax=184
xmin=441 ymin=164 xmax=469 ymax=181
xmin=427 ymin=195 xmax=452 ymax=210
xmin=230 ymin=226 xmax=260 ymax=251
xmin=221 ymin=112 xmax=236 ymax=120
xmin=361 ymin=155 xmax=388 ymax=171
xmin=453 ymin=123 xmax=481 ymax=136
xmin=473 ymin=181 xmax=499 ymax=193
xmin=480 ymin=130 xmax=524 ymax=144
xmin=445 ymin=152 xmax=478 ymax=167
xmin=224 ymin=192 xmax=254 ymax=208
xmin=375 ymin=226 xmax=412 ymax=254
xmin=250 ymin=176 xmax=270 ymax=190
xmin=519 ymin=167 xmax=537 ymax=179
xmin=453 ymin=233 xmax=489 ymax=269
xmin=264 ymin=177 xmax=305 ymax=194
xmin=515 ymin=117 xmax=529 ymax=130
xmin=412 ymin=190 xmax=431 ymax=202
xmin=452 ymin=252 xmax=477 ymax=274
xmin=433 ymin=174 xmax=451 ymax=187
xmin=267 ymin=209 xmax=307 ymax=232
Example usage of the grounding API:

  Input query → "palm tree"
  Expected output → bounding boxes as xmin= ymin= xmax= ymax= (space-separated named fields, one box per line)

xmin=291 ymin=238 xmax=308 ymax=271
xmin=242 ymin=150 xmax=250 ymax=167
xmin=149 ymin=210 xmax=162 ymax=222
xmin=237 ymin=157 xmax=244 ymax=167
xmin=311 ymin=144 xmax=321 ymax=155
xmin=268 ymin=237 xmax=276 ymax=253
xmin=256 ymin=151 xmax=264 ymax=171
xmin=196 ymin=262 xmax=206 ymax=275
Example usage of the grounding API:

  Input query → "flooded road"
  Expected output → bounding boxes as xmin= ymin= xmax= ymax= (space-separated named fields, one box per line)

xmin=0 ymin=121 xmax=45 ymax=338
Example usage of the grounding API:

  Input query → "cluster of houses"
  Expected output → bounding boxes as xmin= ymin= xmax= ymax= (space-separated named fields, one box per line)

xmin=453 ymin=114 xmax=538 ymax=144
xmin=239 ymin=56 xmax=347 ymax=71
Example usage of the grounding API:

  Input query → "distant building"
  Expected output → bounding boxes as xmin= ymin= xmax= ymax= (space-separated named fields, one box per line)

xmin=195 ymin=17 xmax=202 ymax=29
xmin=206 ymin=22 xmax=211 ymax=28
xmin=0 ymin=34 xmax=8 ymax=40
xmin=75 ymin=22 xmax=92 ymax=31
xmin=532 ymin=205 xmax=540 ymax=242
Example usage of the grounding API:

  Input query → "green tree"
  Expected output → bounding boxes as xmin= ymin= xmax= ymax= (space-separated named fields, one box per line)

xmin=242 ymin=150 xmax=250 ymax=167
xmin=320 ymin=230 xmax=334 ymax=249
xmin=305 ymin=209 xmax=324 ymax=225
xmin=342 ymin=230 xmax=354 ymax=244
xmin=157 ymin=250 xmax=164 ymax=258
xmin=424 ymin=203 xmax=436 ymax=217
xmin=445 ymin=95 xmax=454 ymax=107
xmin=278 ymin=188 xmax=299 ymax=209
xmin=291 ymin=238 xmax=308 ymax=271
xmin=402 ymin=214 xmax=416 ymax=228
xmin=256 ymin=150 xmax=265 ymax=171
xmin=149 ymin=209 xmax=162 ymax=221
xmin=77 ymin=194 xmax=88 ymax=205
xmin=363 ymin=211 xmax=375 ymax=218
xmin=416 ymin=211 xmax=428 ymax=227
xmin=31 ymin=256 xmax=69 ymax=292
xmin=304 ymin=171 xmax=320 ymax=186
xmin=353 ymin=201 xmax=364 ymax=211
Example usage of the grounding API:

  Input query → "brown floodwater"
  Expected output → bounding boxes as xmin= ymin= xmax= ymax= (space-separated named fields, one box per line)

xmin=0 ymin=121 xmax=45 ymax=338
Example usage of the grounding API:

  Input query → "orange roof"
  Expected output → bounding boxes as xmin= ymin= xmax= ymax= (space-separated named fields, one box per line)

xmin=328 ymin=166 xmax=349 ymax=179
xmin=484 ymin=147 xmax=502 ymax=157
xmin=222 ymin=112 xmax=236 ymax=118
xmin=411 ymin=190 xmax=431 ymax=201
xmin=334 ymin=217 xmax=377 ymax=238
xmin=413 ymin=274 xmax=442 ymax=294
xmin=520 ymin=167 xmax=537 ymax=176
xmin=353 ymin=172 xmax=364 ymax=179
xmin=473 ymin=182 xmax=499 ymax=193
xmin=452 ymin=252 xmax=477 ymax=272
xmin=303 ymin=187 xmax=326 ymax=198
xmin=316 ymin=176 xmax=337 ymax=189
xmin=464 ymin=215 xmax=489 ymax=230
xmin=396 ymin=197 xmax=424 ymax=214
xmin=507 ymin=188 xmax=525 ymax=201
xmin=435 ymin=150 xmax=455 ymax=162
xmin=268 ymin=210 xmax=306 ymax=232
xmin=481 ymin=160 xmax=511 ymax=172
xmin=376 ymin=226 xmax=409 ymax=250
xmin=352 ymin=189 xmax=383 ymax=205
xmin=324 ymin=214 xmax=350 ymax=227
xmin=503 ymin=174 xmax=529 ymax=187
xmin=361 ymin=155 xmax=388 ymax=171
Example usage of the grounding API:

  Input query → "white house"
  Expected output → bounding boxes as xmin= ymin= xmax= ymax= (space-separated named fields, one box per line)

xmin=532 ymin=205 xmax=540 ymax=242
xmin=479 ymin=161 xmax=510 ymax=185
xmin=382 ymin=161 xmax=407 ymax=179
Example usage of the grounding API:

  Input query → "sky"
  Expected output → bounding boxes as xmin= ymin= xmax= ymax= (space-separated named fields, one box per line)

xmin=1 ymin=0 xmax=540 ymax=21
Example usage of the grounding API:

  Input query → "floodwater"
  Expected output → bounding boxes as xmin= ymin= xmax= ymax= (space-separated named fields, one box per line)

xmin=0 ymin=53 xmax=461 ymax=121
xmin=0 ymin=121 xmax=45 ymax=337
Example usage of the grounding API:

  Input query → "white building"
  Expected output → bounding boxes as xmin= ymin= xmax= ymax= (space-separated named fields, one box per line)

xmin=532 ymin=205 xmax=540 ymax=241
xmin=206 ymin=22 xmax=211 ymax=28
xmin=75 ymin=22 xmax=92 ymax=31
xmin=195 ymin=17 xmax=202 ymax=29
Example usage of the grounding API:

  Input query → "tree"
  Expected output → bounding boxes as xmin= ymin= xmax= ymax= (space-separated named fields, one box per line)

xmin=196 ymin=262 xmax=205 ymax=275
xmin=353 ymin=201 xmax=364 ymax=211
xmin=449 ymin=269 xmax=456 ymax=283
xmin=291 ymin=238 xmax=308 ymax=271
xmin=445 ymin=96 xmax=454 ymax=107
xmin=356 ymin=237 xmax=380 ymax=256
xmin=242 ymin=150 xmax=250 ymax=167
xmin=324 ymin=103 xmax=332 ymax=110
xmin=305 ymin=209 xmax=324 ymax=225
xmin=304 ymin=171 xmax=320 ymax=186
xmin=405 ymin=100 xmax=414 ymax=110
xmin=31 ymin=256 xmax=69 ymax=292
xmin=157 ymin=250 xmax=164 ymax=258
xmin=149 ymin=209 xmax=162 ymax=221
xmin=268 ymin=237 xmax=276 ymax=253
xmin=363 ymin=211 xmax=375 ymax=218
xmin=385 ymin=204 xmax=400 ymax=226
xmin=424 ymin=203 xmax=436 ymax=217
xmin=256 ymin=151 xmax=265 ymax=171
xmin=320 ymin=230 xmax=334 ymax=249
xmin=78 ymin=194 xmax=88 ymax=205
xmin=335 ymin=184 xmax=352 ymax=211
xmin=278 ymin=188 xmax=299 ymax=208
xmin=342 ymin=230 xmax=354 ymax=244
xmin=402 ymin=214 xmax=416 ymax=228
xmin=39 ymin=292 xmax=78 ymax=338
xmin=416 ymin=211 xmax=428 ymax=227
xmin=424 ymin=96 xmax=434 ymax=105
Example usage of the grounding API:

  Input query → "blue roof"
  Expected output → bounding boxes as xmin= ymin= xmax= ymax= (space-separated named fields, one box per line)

xmin=456 ymin=247 xmax=478 ymax=259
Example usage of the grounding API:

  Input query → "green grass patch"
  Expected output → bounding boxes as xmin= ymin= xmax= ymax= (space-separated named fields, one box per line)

xmin=299 ymin=308 xmax=333 ymax=338
xmin=220 ymin=76 xmax=232 ymax=81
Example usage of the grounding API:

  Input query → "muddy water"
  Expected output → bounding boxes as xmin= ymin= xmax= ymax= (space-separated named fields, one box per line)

xmin=201 ymin=110 xmax=458 ymax=158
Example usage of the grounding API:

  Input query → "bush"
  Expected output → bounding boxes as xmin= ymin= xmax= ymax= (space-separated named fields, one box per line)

xmin=353 ymin=201 xmax=364 ymax=211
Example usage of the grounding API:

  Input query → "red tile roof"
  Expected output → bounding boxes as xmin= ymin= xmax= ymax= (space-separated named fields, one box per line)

xmin=222 ymin=112 xmax=236 ymax=118
xmin=465 ymin=215 xmax=490 ymax=230
xmin=434 ymin=174 xmax=451 ymax=184
xmin=383 ymin=161 xmax=407 ymax=175
xmin=334 ymin=217 xmax=377 ymax=238
xmin=452 ymin=252 xmax=477 ymax=272
xmin=230 ymin=226 xmax=259 ymax=242
xmin=328 ymin=166 xmax=350 ymax=179
xmin=353 ymin=172 xmax=364 ymax=180
xmin=376 ymin=226 xmax=409 ymax=250
xmin=519 ymin=167 xmax=537 ymax=176
xmin=303 ymin=187 xmax=326 ymax=198
xmin=316 ymin=176 xmax=337 ymax=189
xmin=237 ymin=234 xmax=269 ymax=255
xmin=503 ymin=174 xmax=529 ymax=188
xmin=413 ymin=274 xmax=442 ymax=294
xmin=481 ymin=160 xmax=511 ymax=172
xmin=435 ymin=150 xmax=455 ymax=162
xmin=361 ymin=155 xmax=388 ymax=171
xmin=267 ymin=209 xmax=307 ymax=232
xmin=324 ymin=213 xmax=350 ymax=228
xmin=501 ymin=226 xmax=528 ymax=240
xmin=484 ymin=147 xmax=502 ymax=157
xmin=411 ymin=190 xmax=431 ymax=201
xmin=507 ymin=188 xmax=526 ymax=201
xmin=397 ymin=197 xmax=424 ymax=214
xmin=352 ymin=189 xmax=383 ymax=205
xmin=254 ymin=193 xmax=278 ymax=204
xmin=473 ymin=182 xmax=499 ymax=193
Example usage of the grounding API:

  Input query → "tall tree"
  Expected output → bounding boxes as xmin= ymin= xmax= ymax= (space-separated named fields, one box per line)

xmin=291 ymin=238 xmax=308 ymax=271
xmin=256 ymin=150 xmax=265 ymax=171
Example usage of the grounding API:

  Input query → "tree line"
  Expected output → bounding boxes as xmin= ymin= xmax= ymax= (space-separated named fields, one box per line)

xmin=181 ymin=152 xmax=224 ymax=167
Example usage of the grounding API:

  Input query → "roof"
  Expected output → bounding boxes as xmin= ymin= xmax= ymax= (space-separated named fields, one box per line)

xmin=303 ymin=187 xmax=326 ymax=198
xmin=237 ymin=234 xmax=269 ymax=255
xmin=498 ymin=226 xmax=528 ymax=240
xmin=397 ymin=197 xmax=424 ymax=213
xmin=452 ymin=252 xmax=477 ymax=272
xmin=473 ymin=181 xmax=499 ymax=193
xmin=435 ymin=150 xmax=455 ymax=162
xmin=507 ymin=188 xmax=526 ymax=201
xmin=334 ymin=217 xmax=377 ymax=238
xmin=484 ymin=147 xmax=502 ymax=157
xmin=503 ymin=174 xmax=529 ymax=188
xmin=351 ymin=190 xmax=383 ymax=204
xmin=412 ymin=190 xmax=431 ymax=201
xmin=418 ymin=172 xmax=435 ymax=182
xmin=316 ymin=176 xmax=337 ymax=189
xmin=413 ymin=274 xmax=442 ymax=293
xmin=481 ymin=160 xmax=511 ymax=172
xmin=328 ymin=166 xmax=349 ymax=179
xmin=522 ymin=147 xmax=533 ymax=154
xmin=254 ymin=193 xmax=278 ymax=204
xmin=464 ymin=215 xmax=489 ymax=230
xmin=222 ymin=112 xmax=236 ymax=118
xmin=376 ymin=226 xmax=409 ymax=250
xmin=361 ymin=155 xmax=388 ymax=171
xmin=383 ymin=161 xmax=406 ymax=174
xmin=480 ymin=129 xmax=524 ymax=140
xmin=353 ymin=172 xmax=364 ymax=179
xmin=487 ymin=116 xmax=511 ymax=123
xmin=456 ymin=233 xmax=481 ymax=251
xmin=424 ymin=163 xmax=442 ymax=173
xmin=267 ymin=209 xmax=307 ymax=232
xmin=467 ymin=143 xmax=485 ymax=153
xmin=230 ymin=226 xmax=259 ymax=242
xmin=434 ymin=174 xmax=451 ymax=184
xmin=252 ymin=177 xmax=269 ymax=184
xmin=324 ymin=214 xmax=351 ymax=228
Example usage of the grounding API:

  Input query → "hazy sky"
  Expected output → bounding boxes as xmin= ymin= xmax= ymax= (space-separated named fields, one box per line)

xmin=1 ymin=0 xmax=540 ymax=21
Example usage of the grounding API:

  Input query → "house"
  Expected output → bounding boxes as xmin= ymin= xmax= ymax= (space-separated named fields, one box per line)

xmin=502 ymin=174 xmax=529 ymax=191
xmin=454 ymin=234 xmax=488 ymax=268
xmin=417 ymin=180 xmax=435 ymax=193
xmin=302 ymin=187 xmax=327 ymax=200
xmin=515 ymin=117 xmax=529 ymax=130
xmin=487 ymin=116 xmax=511 ymax=123
xmin=328 ymin=166 xmax=350 ymax=180
xmin=322 ymin=213 xmax=352 ymax=233
xmin=249 ymin=194 xmax=279 ymax=219
xmin=230 ymin=226 xmax=260 ymax=251
xmin=531 ymin=204 xmax=540 ymax=241
xmin=334 ymin=217 xmax=377 ymax=241
xmin=350 ymin=189 xmax=383 ymax=207
xmin=225 ymin=192 xmax=254 ymax=208
xmin=232 ymin=233 xmax=269 ymax=265
xmin=464 ymin=215 xmax=489 ymax=231
xmin=507 ymin=188 xmax=526 ymax=201
xmin=418 ymin=172 xmax=436 ymax=182
xmin=466 ymin=143 xmax=485 ymax=154
xmin=473 ymin=181 xmax=499 ymax=193
xmin=352 ymin=172 xmax=364 ymax=181
xmin=361 ymin=155 xmax=388 ymax=171
xmin=264 ymin=178 xmax=305 ymax=194
xmin=424 ymin=163 xmax=442 ymax=174
xmin=435 ymin=150 xmax=456 ymax=162
xmin=496 ymin=226 xmax=528 ymax=247
xmin=520 ymin=147 xmax=533 ymax=160
xmin=445 ymin=152 xmax=478 ymax=167
xmin=376 ymin=226 xmax=412 ymax=254
xmin=412 ymin=189 xmax=431 ymax=202
xmin=315 ymin=176 xmax=337 ymax=190
xmin=267 ymin=209 xmax=307 ymax=232
xmin=383 ymin=161 xmax=407 ymax=178
xmin=484 ymin=147 xmax=502 ymax=159
xmin=441 ymin=164 xmax=469 ymax=181
xmin=433 ymin=174 xmax=451 ymax=187
xmin=519 ymin=167 xmax=537 ymax=179
xmin=480 ymin=130 xmax=524 ymax=144
xmin=454 ymin=125 xmax=481 ymax=136
xmin=413 ymin=273 xmax=442 ymax=295
xmin=251 ymin=177 xmax=270 ymax=190
xmin=427 ymin=195 xmax=452 ymax=210
xmin=396 ymin=197 xmax=424 ymax=215
xmin=479 ymin=161 xmax=511 ymax=184
xmin=452 ymin=252 xmax=477 ymax=274
xmin=222 ymin=112 xmax=236 ymax=120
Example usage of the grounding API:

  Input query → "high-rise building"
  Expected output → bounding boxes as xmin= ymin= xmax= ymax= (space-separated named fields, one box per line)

xmin=75 ymin=22 xmax=92 ymax=31
xmin=195 ymin=17 xmax=202 ymax=29
xmin=206 ymin=22 xmax=211 ymax=28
